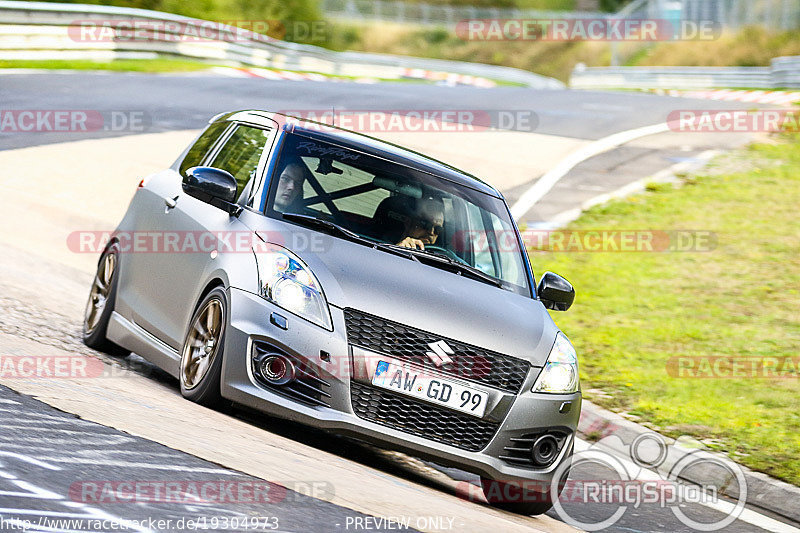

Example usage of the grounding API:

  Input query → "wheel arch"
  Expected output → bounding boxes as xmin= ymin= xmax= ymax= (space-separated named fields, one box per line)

xmin=194 ymin=277 xmax=228 ymax=313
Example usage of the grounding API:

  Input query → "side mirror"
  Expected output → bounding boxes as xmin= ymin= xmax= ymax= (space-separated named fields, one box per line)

xmin=183 ymin=166 xmax=240 ymax=214
xmin=537 ymin=272 xmax=575 ymax=311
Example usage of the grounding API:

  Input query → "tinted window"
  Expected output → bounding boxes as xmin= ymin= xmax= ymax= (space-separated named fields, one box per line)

xmin=298 ymin=154 xmax=390 ymax=217
xmin=209 ymin=125 xmax=272 ymax=196
xmin=179 ymin=122 xmax=228 ymax=177
xmin=266 ymin=133 xmax=530 ymax=296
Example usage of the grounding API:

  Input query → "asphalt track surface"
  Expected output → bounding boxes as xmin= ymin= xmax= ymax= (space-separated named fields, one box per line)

xmin=0 ymin=71 xmax=754 ymax=147
xmin=0 ymin=384 xmax=417 ymax=533
xmin=0 ymin=71 xmax=755 ymax=225
xmin=0 ymin=71 xmax=793 ymax=533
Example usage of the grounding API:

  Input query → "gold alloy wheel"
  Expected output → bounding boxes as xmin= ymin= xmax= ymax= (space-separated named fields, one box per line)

xmin=181 ymin=298 xmax=224 ymax=390
xmin=84 ymin=251 xmax=116 ymax=336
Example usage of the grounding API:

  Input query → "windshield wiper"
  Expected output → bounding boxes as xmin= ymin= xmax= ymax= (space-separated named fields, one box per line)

xmin=281 ymin=214 xmax=499 ymax=286
xmin=283 ymin=212 xmax=366 ymax=242
xmin=282 ymin=213 xmax=419 ymax=261
xmin=384 ymin=245 xmax=503 ymax=287
xmin=427 ymin=255 xmax=503 ymax=287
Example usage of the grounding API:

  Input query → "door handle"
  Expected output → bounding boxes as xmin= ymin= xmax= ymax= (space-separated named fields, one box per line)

xmin=164 ymin=195 xmax=179 ymax=209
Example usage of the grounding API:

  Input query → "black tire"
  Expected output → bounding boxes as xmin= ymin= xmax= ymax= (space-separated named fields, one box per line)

xmin=480 ymin=449 xmax=572 ymax=516
xmin=479 ymin=477 xmax=556 ymax=515
xmin=82 ymin=243 xmax=129 ymax=356
xmin=179 ymin=287 xmax=227 ymax=407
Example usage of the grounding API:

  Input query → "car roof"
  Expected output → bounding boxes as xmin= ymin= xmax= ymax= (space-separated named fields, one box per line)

xmin=210 ymin=109 xmax=501 ymax=197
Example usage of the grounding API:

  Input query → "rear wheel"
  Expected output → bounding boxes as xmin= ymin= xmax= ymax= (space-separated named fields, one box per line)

xmin=179 ymin=287 xmax=227 ymax=407
xmin=82 ymin=244 xmax=129 ymax=356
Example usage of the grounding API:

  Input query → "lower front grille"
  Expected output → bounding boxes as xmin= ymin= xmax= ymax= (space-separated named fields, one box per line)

xmin=499 ymin=431 xmax=570 ymax=468
xmin=350 ymin=382 xmax=499 ymax=452
xmin=252 ymin=341 xmax=331 ymax=407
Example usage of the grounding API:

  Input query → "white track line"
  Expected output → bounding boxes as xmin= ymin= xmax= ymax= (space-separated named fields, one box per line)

xmin=539 ymin=150 xmax=720 ymax=229
xmin=509 ymin=123 xmax=670 ymax=220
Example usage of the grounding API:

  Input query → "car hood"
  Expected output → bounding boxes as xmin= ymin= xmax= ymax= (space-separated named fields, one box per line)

xmin=245 ymin=216 xmax=560 ymax=367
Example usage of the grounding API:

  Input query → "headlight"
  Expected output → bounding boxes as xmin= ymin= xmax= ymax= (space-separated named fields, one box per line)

xmin=254 ymin=244 xmax=332 ymax=330
xmin=532 ymin=332 xmax=579 ymax=393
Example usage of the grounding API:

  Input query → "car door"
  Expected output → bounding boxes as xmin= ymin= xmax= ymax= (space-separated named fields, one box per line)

xmin=122 ymin=121 xmax=231 ymax=346
xmin=132 ymin=122 xmax=277 ymax=349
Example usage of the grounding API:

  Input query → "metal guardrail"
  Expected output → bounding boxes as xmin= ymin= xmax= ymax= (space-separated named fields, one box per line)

xmin=321 ymin=0 xmax=608 ymax=26
xmin=771 ymin=56 xmax=800 ymax=87
xmin=0 ymin=0 xmax=564 ymax=88
xmin=322 ymin=0 xmax=800 ymax=31
xmin=617 ymin=0 xmax=800 ymax=30
xmin=570 ymin=57 xmax=800 ymax=89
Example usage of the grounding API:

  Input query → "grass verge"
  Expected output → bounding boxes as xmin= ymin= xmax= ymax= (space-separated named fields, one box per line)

xmin=0 ymin=58 xmax=221 ymax=72
xmin=529 ymin=135 xmax=800 ymax=485
xmin=0 ymin=58 xmax=521 ymax=86
xmin=323 ymin=24 xmax=800 ymax=83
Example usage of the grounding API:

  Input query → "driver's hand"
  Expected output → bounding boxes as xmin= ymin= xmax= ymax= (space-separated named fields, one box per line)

xmin=397 ymin=237 xmax=425 ymax=250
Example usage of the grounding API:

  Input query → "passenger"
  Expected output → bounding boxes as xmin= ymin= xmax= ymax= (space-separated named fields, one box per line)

xmin=396 ymin=197 xmax=444 ymax=250
xmin=273 ymin=162 xmax=306 ymax=212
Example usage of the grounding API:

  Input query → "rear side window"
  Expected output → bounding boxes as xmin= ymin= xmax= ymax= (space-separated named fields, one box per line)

xmin=209 ymin=125 xmax=272 ymax=197
xmin=179 ymin=122 xmax=228 ymax=177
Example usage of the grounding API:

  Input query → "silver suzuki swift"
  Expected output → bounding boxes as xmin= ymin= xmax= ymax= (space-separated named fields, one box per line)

xmin=83 ymin=110 xmax=580 ymax=515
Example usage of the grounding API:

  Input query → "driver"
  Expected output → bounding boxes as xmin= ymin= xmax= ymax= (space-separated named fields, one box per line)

xmin=273 ymin=162 xmax=306 ymax=212
xmin=396 ymin=197 xmax=444 ymax=250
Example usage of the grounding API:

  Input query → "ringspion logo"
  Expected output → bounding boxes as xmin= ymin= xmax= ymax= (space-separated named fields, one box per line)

xmin=457 ymin=433 xmax=746 ymax=531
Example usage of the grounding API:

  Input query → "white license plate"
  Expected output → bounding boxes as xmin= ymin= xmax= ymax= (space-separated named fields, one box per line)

xmin=371 ymin=361 xmax=489 ymax=418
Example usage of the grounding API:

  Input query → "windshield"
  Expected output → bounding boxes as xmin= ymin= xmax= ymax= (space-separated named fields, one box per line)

xmin=265 ymin=132 xmax=531 ymax=296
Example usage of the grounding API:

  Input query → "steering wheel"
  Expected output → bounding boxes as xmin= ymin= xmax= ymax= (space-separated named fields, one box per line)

xmin=423 ymin=245 xmax=469 ymax=264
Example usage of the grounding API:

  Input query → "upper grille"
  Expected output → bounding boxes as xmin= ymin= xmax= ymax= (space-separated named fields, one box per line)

xmin=350 ymin=382 xmax=499 ymax=452
xmin=344 ymin=308 xmax=531 ymax=393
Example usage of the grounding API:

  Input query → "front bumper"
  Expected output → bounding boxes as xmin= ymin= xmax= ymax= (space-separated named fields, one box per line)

xmin=221 ymin=287 xmax=581 ymax=484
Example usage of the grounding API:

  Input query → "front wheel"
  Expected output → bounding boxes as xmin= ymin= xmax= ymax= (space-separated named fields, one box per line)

xmin=179 ymin=287 xmax=227 ymax=407
xmin=479 ymin=478 xmax=556 ymax=515
xmin=82 ymin=243 xmax=129 ymax=356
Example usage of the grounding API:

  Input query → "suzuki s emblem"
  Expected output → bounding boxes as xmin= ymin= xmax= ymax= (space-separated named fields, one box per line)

xmin=425 ymin=340 xmax=455 ymax=367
